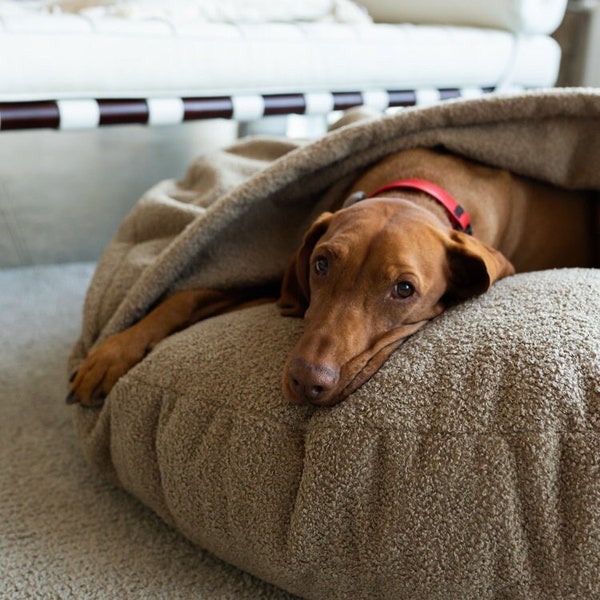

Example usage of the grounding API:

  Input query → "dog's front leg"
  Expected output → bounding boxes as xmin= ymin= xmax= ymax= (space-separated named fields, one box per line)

xmin=67 ymin=288 xmax=242 ymax=407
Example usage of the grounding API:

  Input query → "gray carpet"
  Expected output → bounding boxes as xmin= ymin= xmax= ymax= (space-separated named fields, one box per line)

xmin=0 ymin=262 xmax=296 ymax=599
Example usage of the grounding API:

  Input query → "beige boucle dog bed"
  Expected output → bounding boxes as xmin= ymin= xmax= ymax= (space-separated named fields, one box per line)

xmin=70 ymin=89 xmax=600 ymax=599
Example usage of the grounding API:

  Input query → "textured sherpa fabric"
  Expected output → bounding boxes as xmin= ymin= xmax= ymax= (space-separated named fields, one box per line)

xmin=69 ymin=89 xmax=600 ymax=599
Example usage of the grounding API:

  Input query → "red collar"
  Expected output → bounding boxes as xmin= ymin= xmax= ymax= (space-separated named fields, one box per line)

xmin=367 ymin=178 xmax=473 ymax=235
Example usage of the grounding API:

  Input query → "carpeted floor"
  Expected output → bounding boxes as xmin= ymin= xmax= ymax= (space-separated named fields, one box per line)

xmin=0 ymin=262 xmax=296 ymax=599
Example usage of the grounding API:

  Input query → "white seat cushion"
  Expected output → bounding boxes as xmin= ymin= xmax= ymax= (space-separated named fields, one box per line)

xmin=0 ymin=7 xmax=560 ymax=101
xmin=359 ymin=0 xmax=568 ymax=35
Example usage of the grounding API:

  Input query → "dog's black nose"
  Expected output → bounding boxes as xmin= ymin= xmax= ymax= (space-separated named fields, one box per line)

xmin=287 ymin=358 xmax=339 ymax=405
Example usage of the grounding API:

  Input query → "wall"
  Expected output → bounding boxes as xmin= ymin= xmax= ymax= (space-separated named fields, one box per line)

xmin=0 ymin=120 xmax=236 ymax=268
xmin=584 ymin=1 xmax=600 ymax=85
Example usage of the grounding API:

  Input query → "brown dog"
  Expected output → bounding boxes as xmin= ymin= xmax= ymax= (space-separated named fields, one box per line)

xmin=68 ymin=148 xmax=596 ymax=407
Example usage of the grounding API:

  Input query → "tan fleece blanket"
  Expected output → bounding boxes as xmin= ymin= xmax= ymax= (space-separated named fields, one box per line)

xmin=70 ymin=89 xmax=600 ymax=599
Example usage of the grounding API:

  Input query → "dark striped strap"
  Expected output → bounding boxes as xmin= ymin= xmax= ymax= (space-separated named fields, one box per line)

xmin=0 ymin=87 xmax=496 ymax=131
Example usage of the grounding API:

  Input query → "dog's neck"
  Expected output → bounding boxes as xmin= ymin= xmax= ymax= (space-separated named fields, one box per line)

xmin=366 ymin=178 xmax=472 ymax=235
xmin=346 ymin=149 xmax=517 ymax=249
xmin=344 ymin=184 xmax=465 ymax=233
xmin=374 ymin=187 xmax=448 ymax=217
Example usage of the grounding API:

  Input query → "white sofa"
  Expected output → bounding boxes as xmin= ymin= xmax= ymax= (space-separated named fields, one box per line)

xmin=0 ymin=0 xmax=566 ymax=129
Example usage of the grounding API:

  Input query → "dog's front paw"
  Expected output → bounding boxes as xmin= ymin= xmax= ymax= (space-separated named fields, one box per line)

xmin=67 ymin=332 xmax=148 ymax=407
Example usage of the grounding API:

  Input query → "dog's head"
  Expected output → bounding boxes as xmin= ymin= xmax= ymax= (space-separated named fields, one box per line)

xmin=277 ymin=198 xmax=514 ymax=406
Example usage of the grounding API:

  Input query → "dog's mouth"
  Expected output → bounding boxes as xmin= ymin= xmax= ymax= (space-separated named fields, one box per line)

xmin=284 ymin=320 xmax=429 ymax=406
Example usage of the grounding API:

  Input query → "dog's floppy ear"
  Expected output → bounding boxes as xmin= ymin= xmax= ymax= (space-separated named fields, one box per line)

xmin=277 ymin=212 xmax=333 ymax=316
xmin=444 ymin=230 xmax=515 ymax=304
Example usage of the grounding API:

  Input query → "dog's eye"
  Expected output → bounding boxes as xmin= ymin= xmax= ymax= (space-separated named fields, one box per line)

xmin=392 ymin=281 xmax=415 ymax=299
xmin=313 ymin=256 xmax=329 ymax=276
